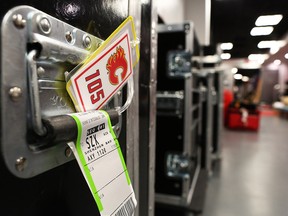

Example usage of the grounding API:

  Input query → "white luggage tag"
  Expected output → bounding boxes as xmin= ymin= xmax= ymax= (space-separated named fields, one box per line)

xmin=67 ymin=110 xmax=137 ymax=216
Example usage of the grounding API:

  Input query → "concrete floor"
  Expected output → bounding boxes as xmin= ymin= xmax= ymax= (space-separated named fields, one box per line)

xmin=203 ymin=115 xmax=288 ymax=216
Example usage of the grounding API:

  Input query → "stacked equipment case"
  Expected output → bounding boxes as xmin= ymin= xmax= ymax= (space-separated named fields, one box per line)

xmin=154 ymin=21 xmax=208 ymax=215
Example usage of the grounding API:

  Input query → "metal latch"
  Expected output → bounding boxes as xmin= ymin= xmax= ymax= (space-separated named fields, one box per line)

xmin=166 ymin=153 xmax=193 ymax=180
xmin=167 ymin=50 xmax=192 ymax=78
xmin=156 ymin=91 xmax=184 ymax=117
xmin=1 ymin=6 xmax=124 ymax=178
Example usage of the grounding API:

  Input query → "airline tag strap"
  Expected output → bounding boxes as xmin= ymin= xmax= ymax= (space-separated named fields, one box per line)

xmin=67 ymin=110 xmax=137 ymax=216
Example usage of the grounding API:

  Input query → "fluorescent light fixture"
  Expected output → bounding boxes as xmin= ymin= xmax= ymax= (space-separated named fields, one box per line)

xmin=270 ymin=46 xmax=280 ymax=55
xmin=257 ymin=40 xmax=285 ymax=49
xmin=258 ymin=40 xmax=276 ymax=48
xmin=202 ymin=55 xmax=221 ymax=63
xmin=221 ymin=53 xmax=231 ymax=60
xmin=250 ymin=26 xmax=273 ymax=36
xmin=220 ymin=42 xmax=233 ymax=50
xmin=231 ymin=68 xmax=238 ymax=74
xmin=255 ymin=14 xmax=283 ymax=26
xmin=248 ymin=54 xmax=262 ymax=61
xmin=234 ymin=74 xmax=243 ymax=80
xmin=248 ymin=54 xmax=269 ymax=64
xmin=242 ymin=76 xmax=249 ymax=82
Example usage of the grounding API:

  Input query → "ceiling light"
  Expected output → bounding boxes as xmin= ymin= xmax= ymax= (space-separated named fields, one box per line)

xmin=248 ymin=54 xmax=269 ymax=64
xmin=220 ymin=42 xmax=233 ymax=50
xmin=270 ymin=46 xmax=280 ymax=55
xmin=257 ymin=40 xmax=286 ymax=49
xmin=255 ymin=14 xmax=283 ymax=26
xmin=274 ymin=59 xmax=281 ymax=65
xmin=250 ymin=26 xmax=273 ymax=36
xmin=221 ymin=53 xmax=231 ymax=60
xmin=248 ymin=54 xmax=263 ymax=61
xmin=234 ymin=74 xmax=242 ymax=80
xmin=285 ymin=53 xmax=288 ymax=59
xmin=242 ymin=76 xmax=249 ymax=82
xmin=257 ymin=40 xmax=285 ymax=48
xmin=231 ymin=68 xmax=238 ymax=73
xmin=258 ymin=40 xmax=275 ymax=48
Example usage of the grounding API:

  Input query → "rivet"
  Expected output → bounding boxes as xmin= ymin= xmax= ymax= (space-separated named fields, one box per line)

xmin=15 ymin=157 xmax=27 ymax=172
xmin=12 ymin=14 xmax=26 ymax=28
xmin=97 ymin=42 xmax=102 ymax=48
xmin=9 ymin=87 xmax=22 ymax=100
xmin=38 ymin=17 xmax=51 ymax=34
xmin=65 ymin=147 xmax=72 ymax=158
xmin=65 ymin=31 xmax=73 ymax=43
xmin=83 ymin=35 xmax=92 ymax=49
xmin=37 ymin=67 xmax=45 ymax=76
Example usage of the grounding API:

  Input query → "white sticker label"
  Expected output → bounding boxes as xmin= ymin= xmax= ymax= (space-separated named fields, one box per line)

xmin=67 ymin=31 xmax=133 ymax=112
xmin=68 ymin=110 xmax=137 ymax=216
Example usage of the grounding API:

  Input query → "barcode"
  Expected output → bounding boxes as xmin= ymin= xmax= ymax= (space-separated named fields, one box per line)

xmin=115 ymin=197 xmax=135 ymax=216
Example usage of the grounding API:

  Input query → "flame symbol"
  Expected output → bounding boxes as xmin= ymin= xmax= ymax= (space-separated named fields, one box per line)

xmin=106 ymin=46 xmax=128 ymax=85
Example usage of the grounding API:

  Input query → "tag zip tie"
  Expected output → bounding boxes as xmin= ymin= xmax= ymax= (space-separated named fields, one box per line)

xmin=130 ymin=37 xmax=141 ymax=48
xmin=117 ymin=76 xmax=134 ymax=115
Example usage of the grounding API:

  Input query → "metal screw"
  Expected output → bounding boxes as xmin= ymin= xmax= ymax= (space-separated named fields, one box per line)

xmin=65 ymin=31 xmax=73 ymax=43
xmin=97 ymin=42 xmax=102 ymax=48
xmin=15 ymin=157 xmax=27 ymax=172
xmin=37 ymin=67 xmax=45 ymax=76
xmin=38 ymin=17 xmax=51 ymax=34
xmin=9 ymin=87 xmax=22 ymax=100
xmin=65 ymin=147 xmax=72 ymax=158
xmin=83 ymin=35 xmax=92 ymax=49
xmin=12 ymin=14 xmax=26 ymax=28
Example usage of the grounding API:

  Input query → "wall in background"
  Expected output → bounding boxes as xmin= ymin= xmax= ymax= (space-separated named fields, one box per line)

xmin=157 ymin=0 xmax=185 ymax=23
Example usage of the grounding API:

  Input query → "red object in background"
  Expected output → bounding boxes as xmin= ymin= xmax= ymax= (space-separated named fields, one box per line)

xmin=223 ymin=89 xmax=234 ymax=127
xmin=227 ymin=108 xmax=260 ymax=131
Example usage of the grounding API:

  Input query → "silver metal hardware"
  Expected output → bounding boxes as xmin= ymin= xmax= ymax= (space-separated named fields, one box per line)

xmin=37 ymin=66 xmax=45 ymax=76
xmin=1 ymin=6 xmax=123 ymax=178
xmin=9 ymin=87 xmax=22 ymax=100
xmin=65 ymin=31 xmax=74 ymax=43
xmin=15 ymin=157 xmax=27 ymax=172
xmin=65 ymin=147 xmax=72 ymax=158
xmin=27 ymin=50 xmax=47 ymax=136
xmin=167 ymin=50 xmax=192 ymax=77
xmin=12 ymin=14 xmax=26 ymax=28
xmin=83 ymin=34 xmax=92 ymax=49
xmin=38 ymin=16 xmax=51 ymax=34
xmin=166 ymin=153 xmax=191 ymax=179
xmin=156 ymin=91 xmax=184 ymax=117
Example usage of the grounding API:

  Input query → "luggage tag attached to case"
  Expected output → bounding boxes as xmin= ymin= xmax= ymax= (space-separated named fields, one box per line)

xmin=67 ymin=110 xmax=137 ymax=216
xmin=66 ymin=16 xmax=140 ymax=112
xmin=65 ymin=16 xmax=139 ymax=216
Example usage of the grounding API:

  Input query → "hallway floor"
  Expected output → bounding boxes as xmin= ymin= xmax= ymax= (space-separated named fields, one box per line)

xmin=203 ymin=115 xmax=288 ymax=216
